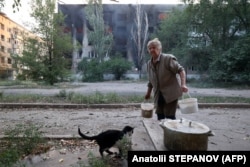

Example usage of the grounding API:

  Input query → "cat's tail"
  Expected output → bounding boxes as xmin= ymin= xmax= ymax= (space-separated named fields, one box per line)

xmin=78 ymin=126 xmax=96 ymax=140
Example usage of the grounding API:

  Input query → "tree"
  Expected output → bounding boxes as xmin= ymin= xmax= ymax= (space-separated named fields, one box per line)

xmin=14 ymin=0 xmax=73 ymax=85
xmin=209 ymin=34 xmax=250 ymax=83
xmin=155 ymin=0 xmax=250 ymax=83
xmin=153 ymin=7 xmax=201 ymax=72
xmin=131 ymin=0 xmax=149 ymax=79
xmin=0 ymin=0 xmax=21 ymax=12
xmin=77 ymin=0 xmax=113 ymax=82
xmin=84 ymin=0 xmax=113 ymax=62
xmin=154 ymin=8 xmax=190 ymax=54
xmin=182 ymin=0 xmax=250 ymax=82
xmin=12 ymin=37 xmax=44 ymax=80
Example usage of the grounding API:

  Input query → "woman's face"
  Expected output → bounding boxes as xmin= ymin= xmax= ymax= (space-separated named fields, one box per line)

xmin=148 ymin=44 xmax=161 ymax=60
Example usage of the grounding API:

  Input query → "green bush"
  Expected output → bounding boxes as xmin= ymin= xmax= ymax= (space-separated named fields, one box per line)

xmin=78 ymin=54 xmax=132 ymax=82
xmin=104 ymin=56 xmax=132 ymax=80
xmin=78 ymin=58 xmax=104 ymax=82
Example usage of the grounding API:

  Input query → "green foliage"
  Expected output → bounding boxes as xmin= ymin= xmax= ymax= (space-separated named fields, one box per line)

xmin=57 ymin=89 xmax=67 ymax=98
xmin=13 ymin=0 xmax=74 ymax=85
xmin=75 ymin=136 xmax=131 ymax=167
xmin=154 ymin=8 xmax=189 ymax=53
xmin=85 ymin=0 xmax=113 ymax=62
xmin=78 ymin=54 xmax=132 ymax=82
xmin=87 ymin=152 xmax=110 ymax=167
xmin=155 ymin=0 xmax=250 ymax=84
xmin=117 ymin=136 xmax=132 ymax=159
xmin=78 ymin=58 xmax=104 ymax=82
xmin=12 ymin=37 xmax=45 ymax=81
xmin=64 ymin=91 xmax=133 ymax=104
xmin=0 ymin=124 xmax=45 ymax=167
xmin=104 ymin=56 xmax=133 ymax=80
xmin=0 ymin=94 xmax=56 ymax=103
xmin=1 ymin=88 xmax=250 ymax=103
xmin=73 ymin=151 xmax=112 ymax=167
xmin=209 ymin=34 xmax=250 ymax=83
xmin=0 ymin=0 xmax=21 ymax=12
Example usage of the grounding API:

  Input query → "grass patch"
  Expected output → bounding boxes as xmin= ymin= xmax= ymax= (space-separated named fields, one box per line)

xmin=50 ymin=90 xmax=145 ymax=104
xmin=74 ymin=136 xmax=132 ymax=167
xmin=0 ymin=80 xmax=36 ymax=87
xmin=0 ymin=90 xmax=249 ymax=104
xmin=0 ymin=124 xmax=49 ymax=167
xmin=75 ymin=152 xmax=119 ymax=167
xmin=0 ymin=80 xmax=83 ymax=89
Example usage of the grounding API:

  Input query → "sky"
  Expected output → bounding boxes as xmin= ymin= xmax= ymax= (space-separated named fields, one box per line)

xmin=1 ymin=0 xmax=184 ymax=29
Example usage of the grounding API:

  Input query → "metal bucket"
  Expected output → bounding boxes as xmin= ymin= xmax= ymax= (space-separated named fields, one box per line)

xmin=159 ymin=119 xmax=210 ymax=150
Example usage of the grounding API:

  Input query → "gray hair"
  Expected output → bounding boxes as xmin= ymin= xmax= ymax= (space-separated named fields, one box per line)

xmin=147 ymin=38 xmax=162 ymax=50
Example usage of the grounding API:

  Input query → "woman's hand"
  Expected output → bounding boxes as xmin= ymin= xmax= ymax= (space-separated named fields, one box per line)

xmin=145 ymin=87 xmax=152 ymax=100
xmin=181 ymin=85 xmax=188 ymax=93
xmin=145 ymin=93 xmax=151 ymax=100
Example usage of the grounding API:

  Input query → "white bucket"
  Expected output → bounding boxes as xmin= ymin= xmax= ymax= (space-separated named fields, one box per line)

xmin=141 ymin=103 xmax=154 ymax=118
xmin=178 ymin=94 xmax=198 ymax=114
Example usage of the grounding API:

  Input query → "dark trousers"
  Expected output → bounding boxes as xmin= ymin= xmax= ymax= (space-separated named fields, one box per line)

xmin=156 ymin=92 xmax=177 ymax=120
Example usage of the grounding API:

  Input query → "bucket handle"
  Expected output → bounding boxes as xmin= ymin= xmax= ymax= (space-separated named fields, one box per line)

xmin=182 ymin=92 xmax=192 ymax=99
xmin=143 ymin=99 xmax=153 ymax=103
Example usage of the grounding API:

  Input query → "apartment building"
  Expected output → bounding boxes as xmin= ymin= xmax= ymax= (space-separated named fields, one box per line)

xmin=0 ymin=12 xmax=35 ymax=79
xmin=58 ymin=4 xmax=185 ymax=69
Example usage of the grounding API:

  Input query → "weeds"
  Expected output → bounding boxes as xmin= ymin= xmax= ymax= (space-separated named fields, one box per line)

xmin=72 ymin=152 xmax=112 ymax=167
xmin=72 ymin=136 xmax=132 ymax=167
xmin=87 ymin=152 xmax=110 ymax=167
xmin=117 ymin=135 xmax=132 ymax=160
xmin=56 ymin=89 xmax=67 ymax=98
xmin=0 ymin=124 xmax=47 ymax=167
xmin=1 ymin=91 xmax=250 ymax=104
xmin=56 ymin=90 xmax=145 ymax=104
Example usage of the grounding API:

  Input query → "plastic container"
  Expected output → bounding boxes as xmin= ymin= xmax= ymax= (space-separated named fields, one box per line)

xmin=141 ymin=103 xmax=154 ymax=118
xmin=178 ymin=93 xmax=198 ymax=114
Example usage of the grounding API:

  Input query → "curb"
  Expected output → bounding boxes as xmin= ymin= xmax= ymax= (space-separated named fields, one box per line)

xmin=0 ymin=135 xmax=80 ymax=140
xmin=0 ymin=103 xmax=250 ymax=109
xmin=0 ymin=103 xmax=139 ymax=109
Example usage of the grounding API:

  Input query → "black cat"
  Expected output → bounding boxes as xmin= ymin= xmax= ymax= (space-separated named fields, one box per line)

xmin=78 ymin=126 xmax=134 ymax=157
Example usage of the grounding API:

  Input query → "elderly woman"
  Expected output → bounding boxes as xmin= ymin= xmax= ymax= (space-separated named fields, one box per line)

xmin=144 ymin=38 xmax=188 ymax=120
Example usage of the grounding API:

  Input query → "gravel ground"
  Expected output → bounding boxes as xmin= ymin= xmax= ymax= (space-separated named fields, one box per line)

xmin=1 ymin=106 xmax=250 ymax=167
xmin=0 ymin=107 xmax=143 ymax=136
xmin=0 ymin=81 xmax=250 ymax=167
xmin=1 ymin=107 xmax=249 ymax=151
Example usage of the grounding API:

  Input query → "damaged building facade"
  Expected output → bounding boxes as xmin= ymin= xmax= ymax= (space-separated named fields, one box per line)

xmin=58 ymin=3 xmax=184 ymax=72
